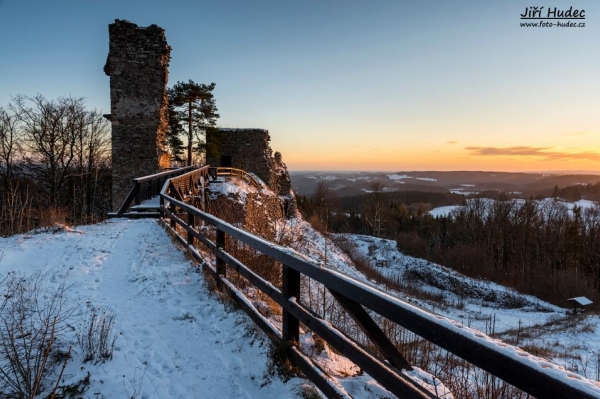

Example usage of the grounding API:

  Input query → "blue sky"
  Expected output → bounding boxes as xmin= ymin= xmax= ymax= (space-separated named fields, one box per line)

xmin=1 ymin=1 xmax=599 ymax=171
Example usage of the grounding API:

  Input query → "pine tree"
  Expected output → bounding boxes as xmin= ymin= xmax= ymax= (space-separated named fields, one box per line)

xmin=165 ymin=102 xmax=186 ymax=163
xmin=168 ymin=80 xmax=219 ymax=166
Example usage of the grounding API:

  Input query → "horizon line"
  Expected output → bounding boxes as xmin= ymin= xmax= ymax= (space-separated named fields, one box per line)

xmin=288 ymin=169 xmax=600 ymax=175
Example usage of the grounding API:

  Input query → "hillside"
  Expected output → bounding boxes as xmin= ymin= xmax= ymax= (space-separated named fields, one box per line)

xmin=3 ymin=175 xmax=600 ymax=398
xmin=203 ymin=177 xmax=600 ymax=397
xmin=290 ymin=171 xmax=600 ymax=197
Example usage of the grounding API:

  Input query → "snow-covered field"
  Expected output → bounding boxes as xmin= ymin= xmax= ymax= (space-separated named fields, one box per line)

xmin=429 ymin=197 xmax=599 ymax=218
xmin=428 ymin=205 xmax=461 ymax=217
xmin=0 ymin=219 xmax=307 ymax=398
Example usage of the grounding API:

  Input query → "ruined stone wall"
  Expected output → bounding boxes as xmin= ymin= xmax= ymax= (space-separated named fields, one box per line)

xmin=206 ymin=128 xmax=296 ymax=217
xmin=206 ymin=129 xmax=274 ymax=186
xmin=104 ymin=19 xmax=171 ymax=209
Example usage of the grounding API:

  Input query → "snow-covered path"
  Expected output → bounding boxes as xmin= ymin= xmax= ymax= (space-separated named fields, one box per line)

xmin=0 ymin=219 xmax=304 ymax=398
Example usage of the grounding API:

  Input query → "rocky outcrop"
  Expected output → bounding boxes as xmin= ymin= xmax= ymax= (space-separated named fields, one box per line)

xmin=207 ymin=183 xmax=287 ymax=237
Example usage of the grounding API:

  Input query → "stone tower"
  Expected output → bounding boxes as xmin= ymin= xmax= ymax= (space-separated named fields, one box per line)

xmin=104 ymin=19 xmax=171 ymax=209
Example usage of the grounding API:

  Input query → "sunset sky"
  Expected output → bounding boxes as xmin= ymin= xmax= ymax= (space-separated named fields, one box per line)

xmin=1 ymin=1 xmax=599 ymax=172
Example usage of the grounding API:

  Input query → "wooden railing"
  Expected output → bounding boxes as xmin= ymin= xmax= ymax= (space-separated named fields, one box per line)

xmin=210 ymin=167 xmax=263 ymax=189
xmin=110 ymin=166 xmax=199 ymax=216
xmin=110 ymin=166 xmax=260 ymax=218
xmin=162 ymin=166 xmax=211 ymax=210
xmin=158 ymin=168 xmax=599 ymax=399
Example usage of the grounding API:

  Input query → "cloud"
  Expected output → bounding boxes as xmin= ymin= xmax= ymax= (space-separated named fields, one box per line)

xmin=562 ymin=131 xmax=598 ymax=138
xmin=465 ymin=146 xmax=600 ymax=162
xmin=446 ymin=141 xmax=458 ymax=145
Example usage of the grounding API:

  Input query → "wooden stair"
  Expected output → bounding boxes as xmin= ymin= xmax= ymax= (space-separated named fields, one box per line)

xmin=107 ymin=202 xmax=161 ymax=219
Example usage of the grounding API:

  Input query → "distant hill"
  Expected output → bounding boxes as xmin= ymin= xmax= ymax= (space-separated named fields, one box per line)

xmin=290 ymin=171 xmax=600 ymax=197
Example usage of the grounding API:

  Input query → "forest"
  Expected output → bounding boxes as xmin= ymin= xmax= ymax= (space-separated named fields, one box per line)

xmin=0 ymin=95 xmax=112 ymax=236
xmin=0 ymin=80 xmax=217 ymax=237
xmin=298 ymin=181 xmax=600 ymax=307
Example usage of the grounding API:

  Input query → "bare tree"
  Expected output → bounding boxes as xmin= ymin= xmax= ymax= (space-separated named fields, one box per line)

xmin=364 ymin=181 xmax=385 ymax=237
xmin=0 ymin=105 xmax=20 ymax=190
xmin=15 ymin=95 xmax=83 ymax=208
xmin=70 ymin=109 xmax=111 ymax=223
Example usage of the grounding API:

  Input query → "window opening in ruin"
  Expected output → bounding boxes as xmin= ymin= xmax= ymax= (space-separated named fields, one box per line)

xmin=220 ymin=155 xmax=232 ymax=167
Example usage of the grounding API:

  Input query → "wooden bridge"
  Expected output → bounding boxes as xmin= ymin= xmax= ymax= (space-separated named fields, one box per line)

xmin=112 ymin=166 xmax=600 ymax=399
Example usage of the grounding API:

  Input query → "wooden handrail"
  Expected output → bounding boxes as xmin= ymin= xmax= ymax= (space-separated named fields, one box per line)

xmin=158 ymin=168 xmax=600 ymax=399
xmin=134 ymin=165 xmax=197 ymax=183
xmin=112 ymin=165 xmax=200 ymax=215
xmin=212 ymin=167 xmax=263 ymax=189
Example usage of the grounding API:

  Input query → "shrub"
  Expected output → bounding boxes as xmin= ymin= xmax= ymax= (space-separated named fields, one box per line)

xmin=77 ymin=305 xmax=118 ymax=364
xmin=0 ymin=272 xmax=74 ymax=398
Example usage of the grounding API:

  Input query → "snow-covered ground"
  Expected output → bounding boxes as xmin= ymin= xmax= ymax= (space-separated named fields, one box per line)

xmin=428 ymin=205 xmax=461 ymax=218
xmin=335 ymin=234 xmax=600 ymax=385
xmin=429 ymin=197 xmax=600 ymax=218
xmin=0 ymin=215 xmax=451 ymax=399
xmin=0 ymin=219 xmax=307 ymax=398
xmin=4 ymin=176 xmax=599 ymax=397
xmin=387 ymin=174 xmax=411 ymax=181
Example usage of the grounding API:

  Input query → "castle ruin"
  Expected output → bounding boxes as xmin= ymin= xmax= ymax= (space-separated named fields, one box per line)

xmin=104 ymin=21 xmax=295 ymax=217
xmin=104 ymin=19 xmax=171 ymax=209
xmin=206 ymin=128 xmax=295 ymax=216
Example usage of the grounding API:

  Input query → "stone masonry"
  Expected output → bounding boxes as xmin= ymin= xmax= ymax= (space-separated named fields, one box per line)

xmin=207 ymin=129 xmax=274 ymax=186
xmin=206 ymin=128 xmax=296 ymax=217
xmin=104 ymin=19 xmax=171 ymax=209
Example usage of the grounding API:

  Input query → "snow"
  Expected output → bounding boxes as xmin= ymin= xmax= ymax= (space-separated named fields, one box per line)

xmin=362 ymin=187 xmax=393 ymax=193
xmin=275 ymin=218 xmax=363 ymax=280
xmin=428 ymin=205 xmax=461 ymax=217
xmin=6 ymin=173 xmax=599 ymax=397
xmin=0 ymin=220 xmax=306 ymax=398
xmin=337 ymin=234 xmax=563 ymax=328
xmin=387 ymin=174 xmax=412 ymax=181
xmin=432 ymin=197 xmax=600 ymax=218
xmin=335 ymin=234 xmax=600 ymax=394
xmin=568 ymin=297 xmax=593 ymax=306
xmin=206 ymin=176 xmax=270 ymax=202
xmin=449 ymin=189 xmax=479 ymax=195
xmin=570 ymin=199 xmax=597 ymax=210
xmin=415 ymin=177 xmax=437 ymax=182
xmin=139 ymin=195 xmax=160 ymax=207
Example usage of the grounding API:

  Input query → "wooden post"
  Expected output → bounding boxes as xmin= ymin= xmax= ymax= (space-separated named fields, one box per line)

xmin=170 ymin=202 xmax=176 ymax=229
xmin=282 ymin=265 xmax=300 ymax=343
xmin=135 ymin=181 xmax=142 ymax=205
xmin=187 ymin=211 xmax=194 ymax=246
xmin=330 ymin=289 xmax=412 ymax=371
xmin=216 ymin=229 xmax=226 ymax=287
xmin=159 ymin=195 xmax=164 ymax=217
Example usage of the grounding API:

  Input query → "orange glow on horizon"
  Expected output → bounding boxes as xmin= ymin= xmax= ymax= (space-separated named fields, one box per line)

xmin=282 ymin=146 xmax=600 ymax=172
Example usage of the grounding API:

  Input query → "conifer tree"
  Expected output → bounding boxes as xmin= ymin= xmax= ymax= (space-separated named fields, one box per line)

xmin=165 ymin=102 xmax=185 ymax=163
xmin=167 ymin=80 xmax=219 ymax=165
